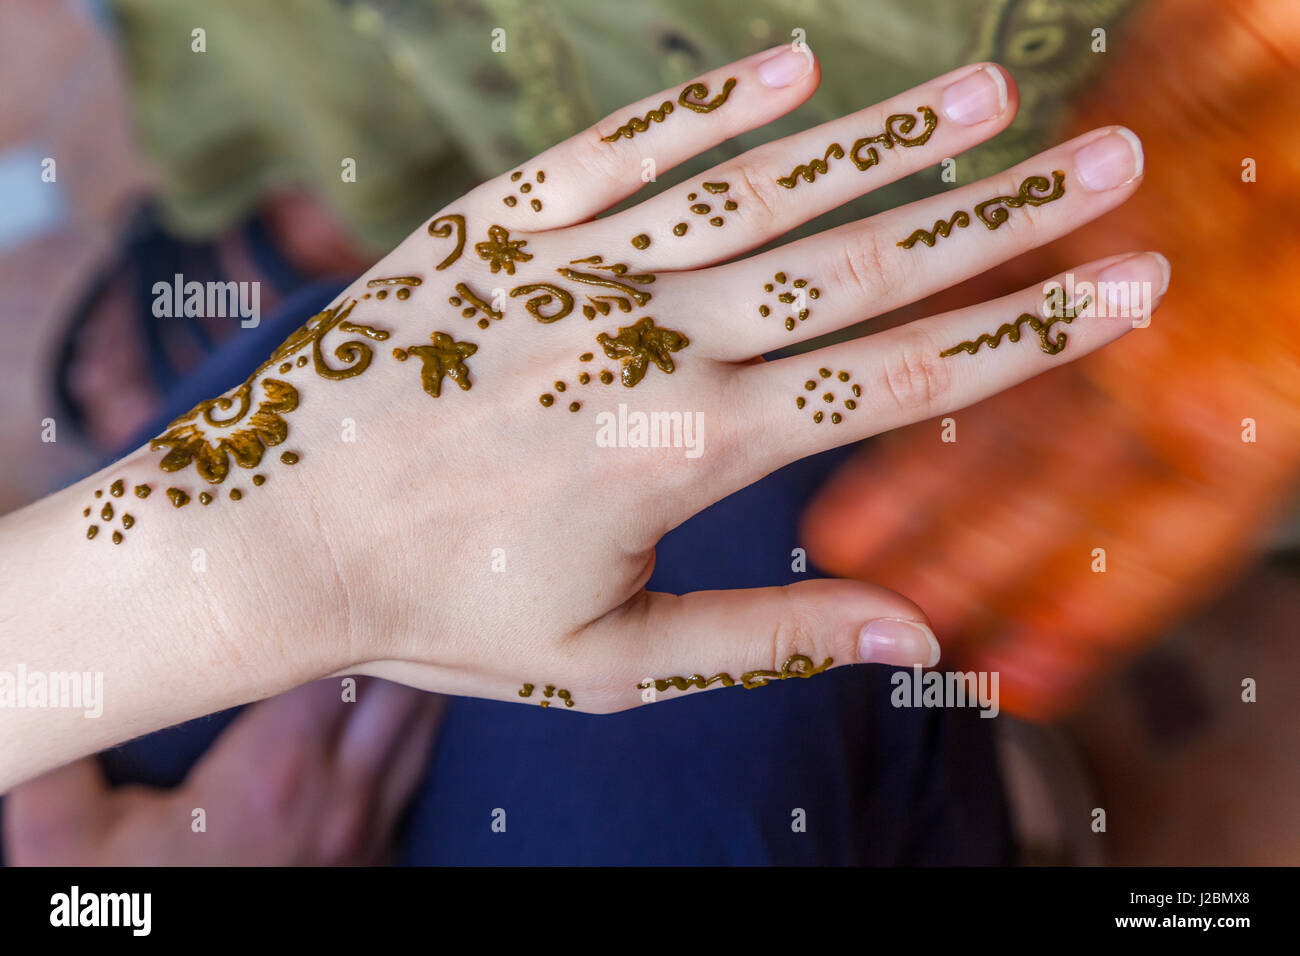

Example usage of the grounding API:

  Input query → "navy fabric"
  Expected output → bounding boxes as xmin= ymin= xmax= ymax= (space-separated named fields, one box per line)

xmin=7 ymin=279 xmax=1014 ymax=866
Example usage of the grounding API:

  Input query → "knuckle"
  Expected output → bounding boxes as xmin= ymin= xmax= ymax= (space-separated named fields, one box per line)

xmin=837 ymin=228 xmax=895 ymax=302
xmin=767 ymin=592 xmax=819 ymax=670
xmin=726 ymin=158 xmax=783 ymax=225
xmin=876 ymin=331 xmax=953 ymax=418
xmin=574 ymin=125 xmax=631 ymax=184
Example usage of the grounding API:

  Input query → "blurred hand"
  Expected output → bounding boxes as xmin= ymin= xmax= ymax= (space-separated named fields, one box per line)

xmin=4 ymin=679 xmax=443 ymax=865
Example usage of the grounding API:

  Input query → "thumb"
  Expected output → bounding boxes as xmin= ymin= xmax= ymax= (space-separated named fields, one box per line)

xmin=584 ymin=578 xmax=940 ymax=712
xmin=4 ymin=757 xmax=112 ymax=863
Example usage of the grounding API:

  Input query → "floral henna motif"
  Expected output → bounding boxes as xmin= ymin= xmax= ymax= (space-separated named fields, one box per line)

xmin=797 ymin=368 xmax=860 ymax=424
xmin=597 ymin=316 xmax=690 ymax=387
xmin=475 ymin=224 xmax=532 ymax=275
xmin=151 ymin=378 xmax=299 ymax=484
xmin=761 ymin=272 xmax=820 ymax=331
xmin=145 ymin=298 xmax=386 ymax=492
xmin=393 ymin=332 xmax=478 ymax=397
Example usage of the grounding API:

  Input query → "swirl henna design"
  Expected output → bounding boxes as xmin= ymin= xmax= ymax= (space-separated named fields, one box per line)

xmin=114 ymin=280 xmax=464 ymax=540
xmin=940 ymin=294 xmax=1091 ymax=358
xmin=898 ymin=211 xmax=971 ymax=249
xmin=638 ymin=654 xmax=834 ymax=694
xmin=602 ymin=100 xmax=674 ymax=142
xmin=600 ymin=77 xmax=737 ymax=142
xmin=776 ymin=107 xmax=937 ymax=188
xmin=676 ymin=77 xmax=737 ymax=113
xmin=511 ymin=283 xmax=575 ymax=323
xmin=848 ymin=107 xmax=938 ymax=171
xmin=974 ymin=170 xmax=1067 ymax=228
xmin=775 ymin=143 xmax=845 ymax=188
xmin=797 ymin=368 xmax=860 ymax=424
xmin=898 ymin=171 xmax=1067 ymax=250
xmin=427 ymin=213 xmax=466 ymax=270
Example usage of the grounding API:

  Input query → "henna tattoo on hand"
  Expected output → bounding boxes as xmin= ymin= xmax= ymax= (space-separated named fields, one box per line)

xmin=761 ymin=272 xmax=821 ymax=331
xmin=559 ymin=255 xmax=655 ymax=317
xmin=511 ymin=282 xmax=575 ymax=323
xmin=427 ymin=213 xmax=466 ymax=270
xmin=600 ymin=77 xmax=737 ymax=142
xmin=503 ymin=169 xmax=545 ymax=211
xmin=898 ymin=171 xmax=1067 ymax=249
xmin=363 ymin=276 xmax=422 ymax=301
xmin=597 ymin=317 xmax=690 ymax=387
xmin=450 ymin=282 xmax=503 ymax=329
xmin=898 ymin=211 xmax=970 ymax=249
xmin=675 ymin=180 xmax=735 ymax=235
xmin=475 ymin=224 xmax=532 ymax=275
xmin=940 ymin=293 xmax=1090 ymax=358
xmin=776 ymin=142 xmax=844 ymax=188
xmin=83 ymin=479 xmax=143 ymax=543
xmin=676 ymin=76 xmax=737 ymax=113
xmin=518 ymin=682 xmax=575 ymax=707
xmin=974 ymin=170 xmax=1066 ymax=228
xmin=152 ymin=378 xmax=300 ymax=484
xmin=776 ymin=107 xmax=937 ymax=188
xmin=639 ymin=654 xmax=833 ymax=694
xmin=392 ymin=332 xmax=478 ymax=397
xmin=798 ymin=368 xmax=859 ymax=424
xmin=602 ymin=100 xmax=675 ymax=142
xmin=630 ymin=180 xmax=737 ymax=249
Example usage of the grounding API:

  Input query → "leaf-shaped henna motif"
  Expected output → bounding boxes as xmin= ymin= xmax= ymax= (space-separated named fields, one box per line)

xmin=596 ymin=317 xmax=690 ymax=387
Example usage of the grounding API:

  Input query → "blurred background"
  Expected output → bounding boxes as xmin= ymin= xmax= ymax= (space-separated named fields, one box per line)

xmin=0 ymin=0 xmax=1296 ymax=864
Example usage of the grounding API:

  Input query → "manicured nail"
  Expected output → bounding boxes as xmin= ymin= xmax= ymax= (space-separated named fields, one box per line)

xmin=758 ymin=46 xmax=813 ymax=88
xmin=1150 ymin=251 xmax=1171 ymax=296
xmin=1094 ymin=251 xmax=1169 ymax=325
xmin=941 ymin=64 xmax=1007 ymax=125
xmin=859 ymin=619 xmax=941 ymax=667
xmin=1074 ymin=127 xmax=1143 ymax=191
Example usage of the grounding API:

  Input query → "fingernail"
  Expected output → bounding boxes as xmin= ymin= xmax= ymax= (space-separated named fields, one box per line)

xmin=859 ymin=619 xmax=941 ymax=667
xmin=1150 ymin=251 xmax=1172 ymax=296
xmin=1094 ymin=252 xmax=1169 ymax=326
xmin=941 ymin=64 xmax=1007 ymax=125
xmin=758 ymin=46 xmax=813 ymax=88
xmin=1074 ymin=127 xmax=1143 ymax=191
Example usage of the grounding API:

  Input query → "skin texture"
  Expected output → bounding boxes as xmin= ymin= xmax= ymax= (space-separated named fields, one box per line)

xmin=0 ymin=47 xmax=1167 ymax=792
